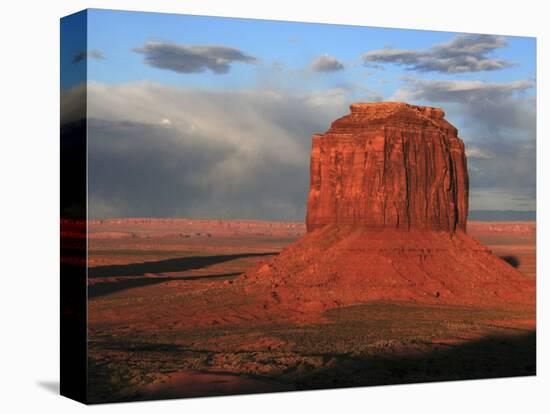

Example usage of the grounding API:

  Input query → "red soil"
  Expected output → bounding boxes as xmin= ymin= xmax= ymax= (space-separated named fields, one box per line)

xmin=242 ymin=225 xmax=534 ymax=313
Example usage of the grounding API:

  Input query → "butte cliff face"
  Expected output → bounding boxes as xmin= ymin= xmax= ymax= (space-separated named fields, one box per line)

xmin=306 ymin=102 xmax=468 ymax=233
xmin=242 ymin=102 xmax=534 ymax=313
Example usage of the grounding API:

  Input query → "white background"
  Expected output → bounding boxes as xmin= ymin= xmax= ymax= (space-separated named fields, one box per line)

xmin=0 ymin=0 xmax=547 ymax=412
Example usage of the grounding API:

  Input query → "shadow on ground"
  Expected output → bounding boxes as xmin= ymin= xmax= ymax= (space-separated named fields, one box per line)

xmin=88 ymin=252 xmax=277 ymax=278
xmin=87 ymin=330 xmax=536 ymax=403
xmin=500 ymin=255 xmax=521 ymax=268
xmin=36 ymin=381 xmax=59 ymax=395
xmin=88 ymin=272 xmax=242 ymax=299
xmin=295 ymin=331 xmax=536 ymax=390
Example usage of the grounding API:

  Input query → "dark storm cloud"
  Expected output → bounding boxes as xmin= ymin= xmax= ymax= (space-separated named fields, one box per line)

xmin=60 ymin=83 xmax=86 ymax=124
xmin=363 ymin=34 xmax=512 ymax=73
xmin=83 ymin=82 xmax=352 ymax=219
xmin=87 ymin=118 xmax=235 ymax=217
xmin=310 ymin=55 xmax=345 ymax=72
xmin=78 ymin=74 xmax=535 ymax=217
xmin=133 ymin=41 xmax=258 ymax=74
xmin=72 ymin=49 xmax=104 ymax=64
xmin=395 ymin=78 xmax=535 ymax=132
xmin=88 ymin=117 xmax=312 ymax=219
xmin=394 ymin=77 xmax=536 ymax=210
xmin=467 ymin=139 xmax=536 ymax=202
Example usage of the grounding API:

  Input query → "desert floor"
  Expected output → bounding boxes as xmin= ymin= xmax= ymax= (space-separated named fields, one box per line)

xmin=77 ymin=219 xmax=535 ymax=403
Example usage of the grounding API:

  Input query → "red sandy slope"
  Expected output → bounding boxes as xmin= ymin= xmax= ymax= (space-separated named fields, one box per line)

xmin=242 ymin=225 xmax=535 ymax=314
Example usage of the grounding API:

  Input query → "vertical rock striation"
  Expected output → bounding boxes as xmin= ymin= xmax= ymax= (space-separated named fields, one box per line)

xmin=306 ymin=102 xmax=469 ymax=233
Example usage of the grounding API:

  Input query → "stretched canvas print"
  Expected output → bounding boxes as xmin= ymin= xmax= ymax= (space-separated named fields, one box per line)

xmin=60 ymin=8 xmax=537 ymax=404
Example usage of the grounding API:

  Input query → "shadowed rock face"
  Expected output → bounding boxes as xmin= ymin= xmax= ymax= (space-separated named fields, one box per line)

xmin=306 ymin=102 xmax=468 ymax=233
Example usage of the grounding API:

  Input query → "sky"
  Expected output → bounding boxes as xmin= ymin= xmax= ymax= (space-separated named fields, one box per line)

xmin=61 ymin=9 xmax=536 ymax=220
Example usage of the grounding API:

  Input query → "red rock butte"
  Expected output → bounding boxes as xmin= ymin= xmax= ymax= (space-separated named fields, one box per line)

xmin=306 ymin=102 xmax=468 ymax=233
xmin=242 ymin=102 xmax=535 ymax=312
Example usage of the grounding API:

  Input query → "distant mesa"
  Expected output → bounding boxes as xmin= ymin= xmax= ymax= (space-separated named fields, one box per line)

xmin=242 ymin=102 xmax=535 ymax=313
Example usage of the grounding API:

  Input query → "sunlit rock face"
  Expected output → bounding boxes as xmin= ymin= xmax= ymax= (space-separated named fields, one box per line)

xmin=306 ymin=102 xmax=468 ymax=233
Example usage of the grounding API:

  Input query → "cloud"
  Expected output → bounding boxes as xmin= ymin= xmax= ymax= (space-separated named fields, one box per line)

xmin=466 ymin=138 xmax=536 ymax=210
xmin=76 ymin=81 xmax=357 ymax=219
xmin=62 ymin=75 xmax=535 ymax=217
xmin=393 ymin=78 xmax=535 ymax=132
xmin=362 ymin=34 xmax=512 ymax=73
xmin=72 ymin=49 xmax=104 ymax=64
xmin=133 ymin=41 xmax=257 ymax=74
xmin=465 ymin=145 xmax=495 ymax=160
xmin=393 ymin=77 xmax=535 ymax=210
xmin=394 ymin=78 xmax=533 ymax=102
xmin=364 ymin=49 xmax=419 ymax=65
xmin=310 ymin=54 xmax=345 ymax=72
xmin=60 ymin=83 xmax=86 ymax=125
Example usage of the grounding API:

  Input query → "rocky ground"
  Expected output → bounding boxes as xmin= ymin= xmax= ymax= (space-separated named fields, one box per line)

xmin=68 ymin=218 xmax=537 ymax=403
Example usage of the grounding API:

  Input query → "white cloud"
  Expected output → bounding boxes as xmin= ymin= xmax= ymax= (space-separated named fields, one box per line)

xmin=466 ymin=145 xmax=495 ymax=159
